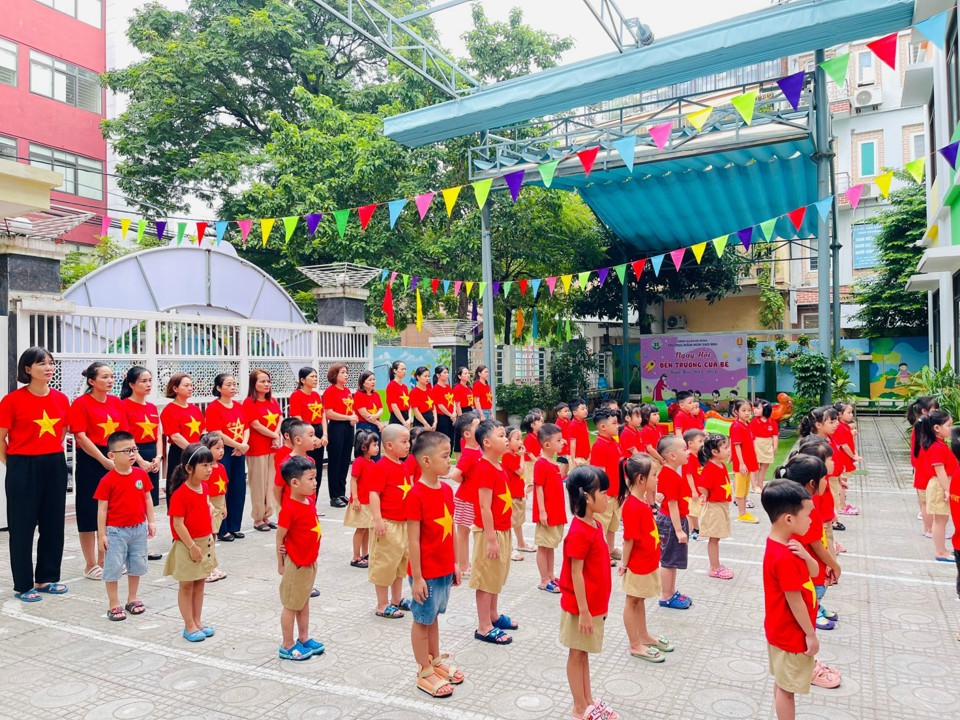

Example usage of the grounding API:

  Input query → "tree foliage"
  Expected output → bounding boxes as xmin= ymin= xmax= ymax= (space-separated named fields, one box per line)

xmin=852 ymin=172 xmax=928 ymax=338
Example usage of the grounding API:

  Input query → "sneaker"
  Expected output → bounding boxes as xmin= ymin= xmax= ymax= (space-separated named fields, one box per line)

xmin=690 ymin=529 xmax=699 ymax=542
xmin=815 ymin=616 xmax=836 ymax=630
xmin=922 ymin=531 xmax=933 ymax=539
xmin=301 ymin=638 xmax=325 ymax=656
xmin=736 ymin=512 xmax=759 ymax=524
xmin=279 ymin=641 xmax=311 ymax=661
xmin=707 ymin=566 xmax=734 ymax=580
xmin=839 ymin=504 xmax=859 ymax=516
xmin=658 ymin=591 xmax=692 ymax=610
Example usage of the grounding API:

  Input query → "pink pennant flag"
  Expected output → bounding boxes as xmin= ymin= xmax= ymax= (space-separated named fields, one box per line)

xmin=99 ymin=216 xmax=111 ymax=237
xmin=415 ymin=192 xmax=435 ymax=221
xmin=236 ymin=219 xmax=253 ymax=244
xmin=846 ymin=184 xmax=865 ymax=210
xmin=504 ymin=170 xmax=525 ymax=203
xmin=546 ymin=276 xmax=558 ymax=295
xmin=390 ymin=271 xmax=398 ymax=284
xmin=669 ymin=248 xmax=685 ymax=271
xmin=648 ymin=122 xmax=672 ymax=151
xmin=453 ymin=280 xmax=462 ymax=296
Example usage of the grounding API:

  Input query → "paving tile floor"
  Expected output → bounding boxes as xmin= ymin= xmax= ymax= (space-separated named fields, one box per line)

xmin=0 ymin=416 xmax=957 ymax=719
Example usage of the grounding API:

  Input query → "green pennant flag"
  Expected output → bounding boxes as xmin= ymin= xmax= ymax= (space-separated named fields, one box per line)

xmin=539 ymin=160 xmax=560 ymax=189
xmin=333 ymin=209 xmax=350 ymax=239
xmin=402 ymin=274 xmax=410 ymax=290
xmin=565 ymin=319 xmax=573 ymax=340
xmin=478 ymin=281 xmax=487 ymax=297
xmin=503 ymin=281 xmax=513 ymax=297
xmin=614 ymin=263 xmax=626 ymax=284
xmin=819 ymin=53 xmax=850 ymax=87
xmin=136 ymin=219 xmax=146 ymax=242
xmin=473 ymin=178 xmax=493 ymax=208
xmin=760 ymin=218 xmax=778 ymax=242
xmin=176 ymin=222 xmax=186 ymax=245
xmin=730 ymin=89 xmax=759 ymax=125
xmin=282 ymin=216 xmax=298 ymax=244
xmin=712 ymin=235 xmax=728 ymax=258
xmin=578 ymin=271 xmax=590 ymax=288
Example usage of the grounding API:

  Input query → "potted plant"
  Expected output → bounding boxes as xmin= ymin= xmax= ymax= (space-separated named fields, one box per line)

xmin=496 ymin=382 xmax=536 ymax=426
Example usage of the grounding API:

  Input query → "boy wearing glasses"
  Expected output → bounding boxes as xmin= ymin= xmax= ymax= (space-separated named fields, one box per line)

xmin=95 ymin=430 xmax=157 ymax=621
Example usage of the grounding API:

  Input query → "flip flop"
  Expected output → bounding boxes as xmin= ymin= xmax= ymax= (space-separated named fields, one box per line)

xmin=936 ymin=556 xmax=954 ymax=563
xmin=376 ymin=604 xmax=405 ymax=619
xmin=15 ymin=589 xmax=42 ymax=603
xmin=397 ymin=598 xmax=412 ymax=611
xmin=84 ymin=565 xmax=103 ymax=581
xmin=35 ymin=583 xmax=68 ymax=594
xmin=474 ymin=627 xmax=512 ymax=644
xmin=538 ymin=581 xmax=561 ymax=593
xmin=630 ymin=645 xmax=665 ymax=663
xmin=645 ymin=636 xmax=675 ymax=652
xmin=492 ymin=613 xmax=518 ymax=630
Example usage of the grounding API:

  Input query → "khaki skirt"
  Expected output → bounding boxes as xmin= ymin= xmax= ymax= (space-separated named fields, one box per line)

xmin=926 ymin=481 xmax=950 ymax=515
xmin=209 ymin=496 xmax=226 ymax=534
xmin=344 ymin=501 xmax=374 ymax=529
xmin=559 ymin=611 xmax=605 ymax=653
xmin=622 ymin=568 xmax=661 ymax=599
xmin=754 ymin=437 xmax=776 ymax=465
xmin=163 ymin=536 xmax=218 ymax=582
xmin=698 ymin=502 xmax=731 ymax=539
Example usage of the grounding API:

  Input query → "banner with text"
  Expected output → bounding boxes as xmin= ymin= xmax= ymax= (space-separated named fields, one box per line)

xmin=640 ymin=334 xmax=749 ymax=405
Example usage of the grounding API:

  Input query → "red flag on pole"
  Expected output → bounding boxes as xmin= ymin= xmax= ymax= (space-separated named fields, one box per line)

xmin=382 ymin=282 xmax=395 ymax=328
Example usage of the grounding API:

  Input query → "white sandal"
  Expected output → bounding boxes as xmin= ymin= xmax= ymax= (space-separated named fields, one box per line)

xmin=83 ymin=565 xmax=103 ymax=581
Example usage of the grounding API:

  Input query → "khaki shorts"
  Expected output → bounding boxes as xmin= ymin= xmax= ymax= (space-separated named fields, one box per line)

xmin=559 ymin=610 xmax=605 ymax=653
xmin=926 ymin=481 xmax=950 ymax=515
xmin=768 ymin=644 xmax=814 ymax=695
xmin=699 ymin=501 xmax=731 ymax=539
xmin=535 ymin=523 xmax=564 ymax=549
xmin=622 ymin=568 xmax=661 ymax=599
xmin=468 ymin=529 xmax=512 ymax=594
xmin=344 ymin=502 xmax=373 ymax=529
xmin=209 ymin=495 xmax=226 ymax=535
xmin=824 ymin=521 xmax=834 ymax=549
xmin=279 ymin=558 xmax=317 ymax=611
xmin=163 ymin=536 xmax=217 ymax=582
xmin=754 ymin=437 xmax=775 ymax=465
xmin=593 ymin=500 xmax=621 ymax=533
xmin=368 ymin=519 xmax=409 ymax=586
xmin=828 ymin=476 xmax=842 ymax=507
xmin=511 ymin=498 xmax=527 ymax=530
xmin=734 ymin=471 xmax=751 ymax=499
xmin=688 ymin=496 xmax=703 ymax=519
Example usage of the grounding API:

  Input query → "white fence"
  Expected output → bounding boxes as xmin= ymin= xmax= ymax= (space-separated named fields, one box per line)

xmin=469 ymin=344 xmax=551 ymax=385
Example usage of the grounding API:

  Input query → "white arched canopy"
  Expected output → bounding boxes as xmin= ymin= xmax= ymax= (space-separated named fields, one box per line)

xmin=63 ymin=242 xmax=307 ymax=323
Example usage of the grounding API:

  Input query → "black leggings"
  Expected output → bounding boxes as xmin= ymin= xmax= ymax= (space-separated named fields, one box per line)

xmin=326 ymin=420 xmax=354 ymax=501
xmin=437 ymin=414 xmax=455 ymax=446
xmin=137 ymin=443 xmax=160 ymax=507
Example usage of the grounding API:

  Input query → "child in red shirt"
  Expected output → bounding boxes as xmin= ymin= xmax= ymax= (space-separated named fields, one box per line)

xmin=833 ymin=402 xmax=862 ymax=517
xmin=759 ymin=479 xmax=822 ymax=716
xmin=730 ymin=399 xmax=760 ymax=524
xmin=448 ymin=412 xmax=481 ymax=578
xmin=589 ymin=408 xmax=623 ymax=559
xmin=566 ymin=400 xmax=591 ymax=465
xmin=656 ymin=435 xmax=692 ymax=610
xmin=798 ymin=406 xmax=842 ymax=552
xmin=95 ymin=431 xmax=156 ymax=621
xmin=639 ymin=404 xmax=664 ymax=464
xmin=272 ymin=420 xmax=317 ymax=511
xmin=618 ymin=454 xmax=670 ymax=663
xmin=915 ymin=410 xmax=955 ymax=561
xmin=275 ymin=455 xmax=324 ymax=661
xmin=406 ymin=431 xmax=464 ymax=697
xmin=518 ymin=410 xmax=544 ymax=554
xmin=672 ymin=391 xmax=704 ymax=437
xmin=751 ymin=399 xmax=779 ymax=493
xmin=503 ymin=427 xmax=528 ymax=562
xmin=682 ymin=429 xmax=706 ymax=542
xmin=534 ymin=423 xmax=568 ymax=593
xmin=200 ymin=432 xmax=228 ymax=583
xmin=948 ymin=426 xmax=960 ymax=600
xmin=619 ymin=404 xmax=643 ymax=457
xmin=908 ymin=397 xmax=939 ymax=537
xmin=558 ymin=466 xmax=618 ymax=720
xmin=697 ymin=434 xmax=734 ymax=579
xmin=345 ymin=430 xmax=379 ymax=569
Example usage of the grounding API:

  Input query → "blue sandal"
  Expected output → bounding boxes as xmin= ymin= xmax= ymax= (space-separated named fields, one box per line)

xmin=397 ymin=597 xmax=412 ymax=611
xmin=182 ymin=629 xmax=206 ymax=642
xmin=15 ymin=589 xmax=42 ymax=603
xmin=474 ymin=627 xmax=512 ymax=645
xmin=35 ymin=583 xmax=68 ymax=595
xmin=492 ymin=613 xmax=518 ymax=630
xmin=376 ymin=604 xmax=405 ymax=619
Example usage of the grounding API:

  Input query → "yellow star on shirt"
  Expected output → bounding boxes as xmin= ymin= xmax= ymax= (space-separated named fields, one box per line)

xmin=214 ymin=477 xmax=227 ymax=494
xmin=444 ymin=392 xmax=454 ymax=406
xmin=486 ymin=392 xmax=493 ymax=404
xmin=97 ymin=414 xmax=120 ymax=437
xmin=34 ymin=410 xmax=61 ymax=438
xmin=802 ymin=578 xmax=817 ymax=610
xmin=424 ymin=396 xmax=434 ymax=410
xmin=398 ymin=476 xmax=413 ymax=499
xmin=312 ymin=518 xmax=323 ymax=540
xmin=136 ymin=418 xmax=158 ymax=440
xmin=820 ymin=527 xmax=829 ymax=550
xmin=185 ymin=417 xmax=202 ymax=438
xmin=498 ymin=490 xmax=514 ymax=514
xmin=343 ymin=397 xmax=355 ymax=414
xmin=434 ymin=505 xmax=454 ymax=541
xmin=400 ymin=392 xmax=410 ymax=406
xmin=226 ymin=419 xmax=245 ymax=442
xmin=721 ymin=481 xmax=732 ymax=500
xmin=306 ymin=401 xmax=324 ymax=422
xmin=263 ymin=411 xmax=280 ymax=429
xmin=650 ymin=524 xmax=661 ymax=548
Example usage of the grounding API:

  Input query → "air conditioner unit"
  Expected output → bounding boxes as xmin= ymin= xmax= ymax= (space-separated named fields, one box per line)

xmin=853 ymin=86 xmax=881 ymax=109
xmin=859 ymin=183 xmax=875 ymax=198
xmin=665 ymin=314 xmax=687 ymax=330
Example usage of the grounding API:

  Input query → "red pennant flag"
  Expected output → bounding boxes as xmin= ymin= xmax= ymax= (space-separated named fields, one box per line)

xmin=867 ymin=32 xmax=898 ymax=70
xmin=358 ymin=204 xmax=377 ymax=231
xmin=196 ymin=221 xmax=207 ymax=245
xmin=631 ymin=259 xmax=646 ymax=279
xmin=431 ymin=278 xmax=440 ymax=294
xmin=382 ymin=282 xmax=395 ymax=328
xmin=578 ymin=147 xmax=600 ymax=177
xmin=787 ymin=207 xmax=807 ymax=231
xmin=518 ymin=279 xmax=528 ymax=296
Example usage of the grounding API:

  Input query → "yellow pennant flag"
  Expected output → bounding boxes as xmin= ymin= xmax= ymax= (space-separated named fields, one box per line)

xmin=416 ymin=288 xmax=423 ymax=332
xmin=465 ymin=280 xmax=474 ymax=297
xmin=874 ymin=170 xmax=895 ymax=198
xmin=260 ymin=218 xmax=275 ymax=247
xmin=120 ymin=218 xmax=131 ymax=240
xmin=560 ymin=274 xmax=573 ymax=293
xmin=905 ymin=157 xmax=925 ymax=184
xmin=442 ymin=186 xmax=462 ymax=217
xmin=515 ymin=308 xmax=525 ymax=338
xmin=690 ymin=242 xmax=707 ymax=264
xmin=686 ymin=106 xmax=713 ymax=132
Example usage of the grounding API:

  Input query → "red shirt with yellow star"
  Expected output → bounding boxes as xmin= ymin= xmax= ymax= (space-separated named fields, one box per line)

xmin=763 ymin=536 xmax=818 ymax=653
xmin=206 ymin=463 xmax=229 ymax=497
xmin=204 ymin=400 xmax=246 ymax=445
xmin=658 ymin=465 xmax=689 ymax=518
xmin=409 ymin=385 xmax=435 ymax=415
xmin=288 ymin=389 xmax=324 ymax=424
xmin=405 ymin=480 xmax=455 ymax=579
xmin=121 ymin=399 xmax=160 ymax=446
xmin=0 ymin=386 xmax=70 ymax=455
xmin=68 ymin=393 xmax=129 ymax=447
xmin=160 ymin=402 xmax=206 ymax=446
xmin=589 ymin=434 xmax=621 ymax=498
xmin=369 ymin=456 xmax=413 ymax=522
xmin=353 ymin=389 xmax=382 ymax=421
xmin=386 ymin=380 xmax=410 ymax=413
xmin=559 ymin=516 xmax=611 ymax=617
xmin=621 ymin=494 xmax=660 ymax=575
xmin=473 ymin=381 xmax=493 ymax=410
xmin=243 ymin=397 xmax=281 ymax=456
xmin=501 ymin=450 xmax=525 ymax=499
xmin=278 ymin=495 xmax=322 ymax=567
xmin=472 ymin=456 xmax=513 ymax=531
xmin=431 ymin=383 xmax=455 ymax=415
xmin=322 ymin=384 xmax=355 ymax=417
xmin=698 ymin=460 xmax=732 ymax=503
xmin=452 ymin=382 xmax=473 ymax=412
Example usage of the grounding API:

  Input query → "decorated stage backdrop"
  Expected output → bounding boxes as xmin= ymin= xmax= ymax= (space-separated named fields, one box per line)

xmin=639 ymin=334 xmax=748 ymax=403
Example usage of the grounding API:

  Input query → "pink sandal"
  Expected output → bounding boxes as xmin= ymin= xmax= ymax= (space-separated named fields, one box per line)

xmin=708 ymin=566 xmax=735 ymax=580
xmin=811 ymin=660 xmax=841 ymax=688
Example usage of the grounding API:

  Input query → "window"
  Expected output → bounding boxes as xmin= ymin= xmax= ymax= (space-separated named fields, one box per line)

xmin=0 ymin=135 xmax=16 ymax=161
xmin=928 ymin=100 xmax=938 ymax=184
xmin=34 ymin=0 xmax=102 ymax=29
xmin=29 ymin=51 xmax=101 ymax=113
xmin=28 ymin=143 xmax=103 ymax=200
xmin=948 ymin=12 xmax=959 ymax=134
xmin=808 ymin=251 xmax=818 ymax=272
xmin=859 ymin=140 xmax=877 ymax=177
xmin=910 ymin=133 xmax=925 ymax=162
xmin=0 ymin=38 xmax=16 ymax=87
xmin=857 ymin=51 xmax=875 ymax=86
xmin=800 ymin=312 xmax=819 ymax=329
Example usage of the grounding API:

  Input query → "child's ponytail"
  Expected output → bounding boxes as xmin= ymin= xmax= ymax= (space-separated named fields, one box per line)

xmin=774 ymin=455 xmax=827 ymax=489
xmin=167 ymin=442 xmax=214 ymax=498
xmin=914 ymin=410 xmax=950 ymax=456
xmin=566 ymin=466 xmax=609 ymax=518
xmin=797 ymin=406 xmax=838 ymax=437
xmin=906 ymin=396 xmax=939 ymax=425
xmin=618 ymin=455 xmax=653 ymax=507
xmin=698 ymin=433 xmax=729 ymax=465
xmin=639 ymin=403 xmax=658 ymax=428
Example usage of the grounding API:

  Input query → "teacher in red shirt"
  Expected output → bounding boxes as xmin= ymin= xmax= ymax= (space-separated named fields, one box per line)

xmin=323 ymin=363 xmax=357 ymax=508
xmin=244 ymin=368 xmax=282 ymax=531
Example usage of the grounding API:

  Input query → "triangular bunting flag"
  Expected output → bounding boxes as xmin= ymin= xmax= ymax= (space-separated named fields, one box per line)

xmin=415 ymin=288 xmax=423 ymax=332
xmin=539 ymin=160 xmax=560 ymax=188
xmin=465 ymin=281 xmax=474 ymax=297
xmin=530 ymin=278 xmax=541 ymax=298
xmin=442 ymin=280 xmax=451 ymax=294
xmin=442 ymin=186 xmax=462 ymax=217
xmin=390 ymin=271 xmax=397 ymax=285
xmin=814 ymin=197 xmax=833 ymax=222
xmin=731 ymin=89 xmax=759 ymax=125
xmin=631 ymin=259 xmax=645 ymax=279
xmin=819 ymin=53 xmax=850 ymax=87
xmin=472 ymin=178 xmax=493 ymax=208
xmin=776 ymin=71 xmax=805 ymax=111
xmin=651 ymin=254 xmax=665 ymax=277
xmin=560 ymin=274 xmax=573 ymax=293
xmin=402 ymin=274 xmax=410 ymax=291
xmin=196 ymin=221 xmax=207 ymax=245
xmin=736 ymin=228 xmax=752 ymax=251
xmin=577 ymin=147 xmax=600 ymax=177
xmin=846 ymin=184 xmax=865 ymax=210
xmin=669 ymin=248 xmax=685 ymax=271
xmin=382 ymin=282 xmax=395 ymax=328
xmin=504 ymin=170 xmax=525 ymax=203
xmin=176 ymin=221 xmax=187 ymax=245
xmin=712 ymin=235 xmax=728 ymax=258
xmin=518 ymin=279 xmax=528 ymax=296
xmin=259 ymin=218 xmax=274 ymax=247
xmin=686 ymin=106 xmax=713 ymax=132
xmin=478 ymin=281 xmax=486 ymax=297
xmin=905 ymin=157 xmax=926 ymax=183
xmin=305 ymin=213 xmax=323 ymax=236
xmin=503 ymin=281 xmax=513 ymax=297
xmin=915 ymin=11 xmax=949 ymax=50
xmin=155 ymin=220 xmax=167 ymax=242
xmin=566 ymin=319 xmax=573 ymax=341
xmin=381 ymin=269 xmax=388 ymax=282
xmin=431 ymin=278 xmax=440 ymax=294
xmin=546 ymin=276 xmax=557 ymax=295
xmin=99 ymin=216 xmax=110 ymax=238
xmin=333 ymin=209 xmax=350 ymax=238
xmin=597 ymin=267 xmax=609 ymax=285
xmin=648 ymin=121 xmax=672 ymax=151
xmin=612 ymin=136 xmax=637 ymax=173
xmin=215 ymin=221 xmax=227 ymax=245
xmin=411 ymin=276 xmax=419 ymax=291
xmin=282 ymin=216 xmax=297 ymax=244
xmin=357 ymin=204 xmax=377 ymax=231
xmin=940 ymin=140 xmax=960 ymax=169
xmin=236 ymin=219 xmax=252 ymax=244
xmin=760 ymin=218 xmax=778 ymax=242
xmin=614 ymin=264 xmax=626 ymax=284
xmin=136 ymin=219 xmax=146 ymax=242
xmin=691 ymin=242 xmax=707 ymax=263
xmin=453 ymin=280 xmax=462 ymax=296
xmin=866 ymin=32 xmax=898 ymax=70
xmin=515 ymin=308 xmax=525 ymax=339
xmin=578 ymin=271 xmax=591 ymax=288
xmin=492 ymin=281 xmax=501 ymax=296
xmin=120 ymin=218 xmax=131 ymax=240
xmin=415 ymin=192 xmax=434 ymax=221
xmin=387 ymin=199 xmax=407 ymax=229
xmin=532 ymin=308 xmax=538 ymax=339
xmin=874 ymin=170 xmax=895 ymax=198
xmin=787 ymin=207 xmax=807 ymax=231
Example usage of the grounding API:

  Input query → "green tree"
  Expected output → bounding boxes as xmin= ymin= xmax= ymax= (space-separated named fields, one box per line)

xmin=852 ymin=171 xmax=928 ymax=337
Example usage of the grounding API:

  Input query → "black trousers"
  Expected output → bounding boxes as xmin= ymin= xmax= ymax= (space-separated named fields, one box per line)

xmin=219 ymin=451 xmax=247 ymax=536
xmin=6 ymin=453 xmax=67 ymax=593
xmin=414 ymin=410 xmax=435 ymax=428
xmin=165 ymin=443 xmax=182 ymax=502
xmin=75 ymin=446 xmax=108 ymax=533
xmin=437 ymin=414 xmax=454 ymax=447
xmin=389 ymin=411 xmax=409 ymax=425
xmin=326 ymin=420 xmax=354 ymax=501
xmin=137 ymin=443 xmax=160 ymax=507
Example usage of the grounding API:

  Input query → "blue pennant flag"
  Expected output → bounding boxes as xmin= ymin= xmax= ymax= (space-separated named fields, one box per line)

xmin=915 ymin=11 xmax=949 ymax=50
xmin=442 ymin=280 xmax=451 ymax=294
xmin=611 ymin=136 xmax=637 ymax=174
xmin=214 ymin=221 xmax=228 ymax=245
xmin=814 ymin=197 xmax=834 ymax=222
xmin=387 ymin=199 xmax=407 ymax=229
xmin=531 ymin=278 xmax=541 ymax=298
xmin=651 ymin=254 xmax=665 ymax=277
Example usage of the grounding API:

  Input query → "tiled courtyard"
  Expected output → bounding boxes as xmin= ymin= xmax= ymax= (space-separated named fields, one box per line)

xmin=0 ymin=416 xmax=956 ymax=719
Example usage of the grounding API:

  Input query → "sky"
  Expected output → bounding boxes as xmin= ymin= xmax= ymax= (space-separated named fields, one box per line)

xmin=430 ymin=0 xmax=774 ymax=66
